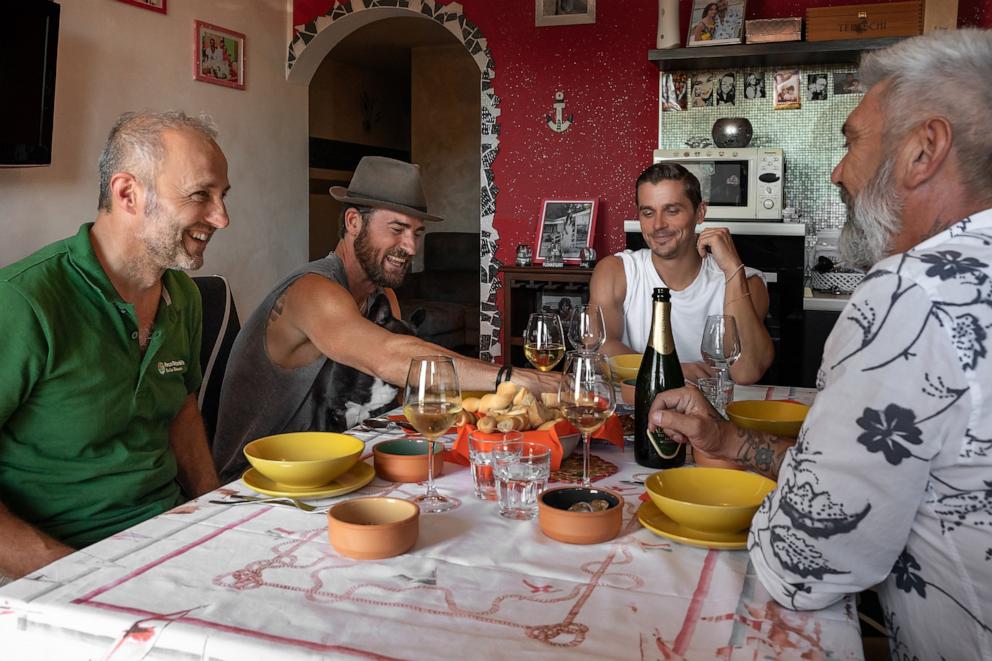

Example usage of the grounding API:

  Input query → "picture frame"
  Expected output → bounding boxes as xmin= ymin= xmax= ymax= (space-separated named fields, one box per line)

xmin=117 ymin=0 xmax=167 ymax=13
xmin=686 ymin=0 xmax=746 ymax=47
xmin=535 ymin=0 xmax=596 ymax=27
xmin=539 ymin=291 xmax=585 ymax=330
xmin=534 ymin=199 xmax=598 ymax=264
xmin=194 ymin=20 xmax=245 ymax=91
xmin=832 ymin=70 xmax=865 ymax=95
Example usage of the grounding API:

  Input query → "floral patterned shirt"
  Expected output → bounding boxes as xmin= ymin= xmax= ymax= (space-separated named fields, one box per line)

xmin=749 ymin=209 xmax=992 ymax=659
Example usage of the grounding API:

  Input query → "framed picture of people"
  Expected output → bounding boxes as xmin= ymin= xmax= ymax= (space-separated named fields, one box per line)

xmin=539 ymin=291 xmax=584 ymax=330
xmin=533 ymin=199 xmax=598 ymax=264
xmin=687 ymin=0 xmax=746 ymax=47
xmin=535 ymin=0 xmax=596 ymax=26
xmin=117 ymin=0 xmax=167 ymax=13
xmin=193 ymin=20 xmax=246 ymax=90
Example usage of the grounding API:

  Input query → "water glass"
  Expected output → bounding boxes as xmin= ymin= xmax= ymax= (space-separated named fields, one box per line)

xmin=468 ymin=431 xmax=522 ymax=500
xmin=697 ymin=376 xmax=734 ymax=417
xmin=493 ymin=441 xmax=551 ymax=520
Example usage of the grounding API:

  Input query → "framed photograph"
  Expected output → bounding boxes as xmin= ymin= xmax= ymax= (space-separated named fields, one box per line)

xmin=535 ymin=0 xmax=596 ymax=27
xmin=742 ymin=72 xmax=766 ymax=99
xmin=661 ymin=72 xmax=689 ymax=112
xmin=807 ymin=73 xmax=829 ymax=101
xmin=194 ymin=21 xmax=245 ymax=91
xmin=534 ymin=200 xmax=598 ymax=264
xmin=833 ymin=70 xmax=865 ymax=95
xmin=714 ymin=71 xmax=737 ymax=106
xmin=539 ymin=291 xmax=584 ymax=330
xmin=773 ymin=68 xmax=801 ymax=110
xmin=117 ymin=0 xmax=167 ymax=13
xmin=691 ymin=73 xmax=716 ymax=108
xmin=687 ymin=0 xmax=746 ymax=47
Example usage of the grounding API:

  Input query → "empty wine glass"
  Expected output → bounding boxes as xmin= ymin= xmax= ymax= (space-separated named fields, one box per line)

xmin=700 ymin=315 xmax=741 ymax=385
xmin=567 ymin=304 xmax=606 ymax=352
xmin=524 ymin=313 xmax=565 ymax=372
xmin=402 ymin=356 xmax=462 ymax=513
xmin=558 ymin=351 xmax=615 ymax=486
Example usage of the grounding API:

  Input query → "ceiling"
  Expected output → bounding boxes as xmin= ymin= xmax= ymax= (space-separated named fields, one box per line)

xmin=329 ymin=16 xmax=463 ymax=73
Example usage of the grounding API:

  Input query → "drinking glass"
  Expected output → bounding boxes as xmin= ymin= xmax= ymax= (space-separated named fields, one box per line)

xmin=700 ymin=315 xmax=741 ymax=385
xmin=402 ymin=356 xmax=462 ymax=513
xmin=697 ymin=375 xmax=734 ymax=417
xmin=558 ymin=351 xmax=616 ymax=486
xmin=493 ymin=441 xmax=551 ymax=519
xmin=468 ymin=430 xmax=522 ymax=500
xmin=567 ymin=304 xmax=606 ymax=351
xmin=524 ymin=313 xmax=565 ymax=372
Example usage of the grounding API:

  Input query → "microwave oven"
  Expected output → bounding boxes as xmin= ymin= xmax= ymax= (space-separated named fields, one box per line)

xmin=653 ymin=147 xmax=785 ymax=221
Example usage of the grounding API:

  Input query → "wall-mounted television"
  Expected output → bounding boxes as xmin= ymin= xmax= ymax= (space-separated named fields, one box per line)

xmin=0 ymin=2 xmax=60 ymax=167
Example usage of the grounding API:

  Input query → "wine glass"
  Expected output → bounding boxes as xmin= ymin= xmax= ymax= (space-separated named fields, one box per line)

xmin=567 ymin=304 xmax=606 ymax=351
xmin=524 ymin=313 xmax=565 ymax=372
xmin=700 ymin=315 xmax=741 ymax=385
xmin=402 ymin=356 xmax=462 ymax=513
xmin=558 ymin=351 xmax=616 ymax=486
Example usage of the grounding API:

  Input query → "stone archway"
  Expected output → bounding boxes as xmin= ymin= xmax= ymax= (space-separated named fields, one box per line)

xmin=287 ymin=1 xmax=503 ymax=361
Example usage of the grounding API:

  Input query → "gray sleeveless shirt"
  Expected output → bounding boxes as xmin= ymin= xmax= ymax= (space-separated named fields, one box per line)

xmin=212 ymin=255 xmax=382 ymax=483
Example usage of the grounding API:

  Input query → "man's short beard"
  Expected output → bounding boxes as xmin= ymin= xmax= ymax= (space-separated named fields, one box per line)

xmin=838 ymin=157 xmax=903 ymax=271
xmin=354 ymin=220 xmax=409 ymax=289
xmin=139 ymin=187 xmax=203 ymax=271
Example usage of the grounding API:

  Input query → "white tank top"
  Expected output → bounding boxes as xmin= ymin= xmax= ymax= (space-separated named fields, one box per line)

xmin=617 ymin=249 xmax=764 ymax=361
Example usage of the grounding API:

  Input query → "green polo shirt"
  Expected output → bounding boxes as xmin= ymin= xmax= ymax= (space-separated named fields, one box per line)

xmin=0 ymin=223 xmax=201 ymax=548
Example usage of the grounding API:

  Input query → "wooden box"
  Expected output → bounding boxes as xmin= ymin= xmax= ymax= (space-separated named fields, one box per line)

xmin=746 ymin=17 xmax=803 ymax=43
xmin=923 ymin=0 xmax=957 ymax=32
xmin=806 ymin=1 xmax=922 ymax=42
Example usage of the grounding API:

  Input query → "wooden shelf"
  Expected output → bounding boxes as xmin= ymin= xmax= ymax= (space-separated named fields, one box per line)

xmin=648 ymin=37 xmax=904 ymax=71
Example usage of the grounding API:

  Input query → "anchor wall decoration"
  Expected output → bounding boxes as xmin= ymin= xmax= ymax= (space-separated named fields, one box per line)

xmin=545 ymin=91 xmax=573 ymax=133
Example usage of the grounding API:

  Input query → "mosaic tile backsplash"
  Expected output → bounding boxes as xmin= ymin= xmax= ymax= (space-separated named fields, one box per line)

xmin=659 ymin=63 xmax=863 ymax=233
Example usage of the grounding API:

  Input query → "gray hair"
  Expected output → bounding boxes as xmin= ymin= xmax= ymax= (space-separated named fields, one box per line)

xmin=97 ymin=111 xmax=218 ymax=212
xmin=859 ymin=29 xmax=992 ymax=199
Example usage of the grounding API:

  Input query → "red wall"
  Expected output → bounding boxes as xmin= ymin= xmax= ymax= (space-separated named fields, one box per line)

xmin=294 ymin=0 xmax=991 ymax=264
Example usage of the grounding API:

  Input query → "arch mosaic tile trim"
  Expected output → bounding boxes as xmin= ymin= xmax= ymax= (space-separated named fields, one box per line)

xmin=288 ymin=1 xmax=503 ymax=360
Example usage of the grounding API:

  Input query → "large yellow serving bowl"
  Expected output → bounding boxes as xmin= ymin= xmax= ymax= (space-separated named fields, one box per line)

xmin=644 ymin=467 xmax=775 ymax=535
xmin=243 ymin=432 xmax=365 ymax=489
xmin=609 ymin=353 xmax=642 ymax=381
xmin=725 ymin=400 xmax=810 ymax=438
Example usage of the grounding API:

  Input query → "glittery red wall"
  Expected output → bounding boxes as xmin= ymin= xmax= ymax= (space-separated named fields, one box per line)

xmin=294 ymin=0 xmax=991 ymax=264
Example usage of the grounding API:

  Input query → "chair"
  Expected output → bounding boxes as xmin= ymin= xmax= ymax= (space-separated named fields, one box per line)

xmin=192 ymin=275 xmax=241 ymax=445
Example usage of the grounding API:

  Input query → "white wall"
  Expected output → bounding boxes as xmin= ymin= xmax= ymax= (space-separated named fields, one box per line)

xmin=0 ymin=0 xmax=308 ymax=315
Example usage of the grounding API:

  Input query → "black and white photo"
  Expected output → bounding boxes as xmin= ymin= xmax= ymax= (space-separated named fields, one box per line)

xmin=807 ymin=73 xmax=828 ymax=101
xmin=743 ymin=72 xmax=765 ymax=99
xmin=715 ymin=71 xmax=736 ymax=106
xmin=534 ymin=199 xmax=598 ymax=264
xmin=539 ymin=292 xmax=584 ymax=330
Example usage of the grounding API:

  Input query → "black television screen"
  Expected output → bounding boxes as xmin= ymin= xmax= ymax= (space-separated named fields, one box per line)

xmin=0 ymin=2 xmax=60 ymax=167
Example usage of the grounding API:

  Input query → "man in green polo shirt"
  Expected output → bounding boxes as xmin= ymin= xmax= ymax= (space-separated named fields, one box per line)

xmin=0 ymin=111 xmax=228 ymax=579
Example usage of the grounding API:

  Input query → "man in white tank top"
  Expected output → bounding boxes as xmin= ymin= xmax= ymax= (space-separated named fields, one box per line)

xmin=589 ymin=162 xmax=773 ymax=384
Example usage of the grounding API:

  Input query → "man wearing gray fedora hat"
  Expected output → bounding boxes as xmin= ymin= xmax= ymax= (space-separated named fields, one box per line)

xmin=212 ymin=156 xmax=559 ymax=482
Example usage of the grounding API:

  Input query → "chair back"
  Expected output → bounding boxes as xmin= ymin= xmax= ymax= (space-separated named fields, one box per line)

xmin=192 ymin=275 xmax=241 ymax=444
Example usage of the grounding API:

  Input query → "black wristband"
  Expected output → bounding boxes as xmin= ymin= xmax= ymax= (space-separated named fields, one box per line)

xmin=495 ymin=364 xmax=508 ymax=388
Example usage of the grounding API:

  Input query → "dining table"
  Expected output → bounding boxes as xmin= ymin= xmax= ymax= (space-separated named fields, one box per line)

xmin=0 ymin=384 xmax=863 ymax=660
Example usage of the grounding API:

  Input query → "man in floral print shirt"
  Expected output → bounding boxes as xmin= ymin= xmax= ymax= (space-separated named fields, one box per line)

xmin=649 ymin=30 xmax=992 ymax=659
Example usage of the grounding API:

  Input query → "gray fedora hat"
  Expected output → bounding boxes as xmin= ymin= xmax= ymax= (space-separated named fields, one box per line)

xmin=329 ymin=156 xmax=443 ymax=223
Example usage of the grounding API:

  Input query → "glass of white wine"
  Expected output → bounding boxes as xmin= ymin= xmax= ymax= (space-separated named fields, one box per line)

xmin=524 ymin=313 xmax=565 ymax=372
xmin=403 ymin=356 xmax=462 ymax=513
xmin=567 ymin=304 xmax=606 ymax=351
xmin=558 ymin=351 xmax=615 ymax=486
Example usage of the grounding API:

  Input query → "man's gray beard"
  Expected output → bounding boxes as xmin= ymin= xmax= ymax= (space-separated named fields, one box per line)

xmin=139 ymin=191 xmax=203 ymax=272
xmin=838 ymin=158 xmax=903 ymax=272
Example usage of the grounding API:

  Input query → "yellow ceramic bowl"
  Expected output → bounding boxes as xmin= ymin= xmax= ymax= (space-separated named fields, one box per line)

xmin=243 ymin=432 xmax=365 ymax=489
xmin=609 ymin=353 xmax=642 ymax=381
xmin=644 ymin=467 xmax=775 ymax=535
xmin=725 ymin=400 xmax=810 ymax=438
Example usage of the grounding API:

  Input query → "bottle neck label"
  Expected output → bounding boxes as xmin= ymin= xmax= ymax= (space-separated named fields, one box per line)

xmin=650 ymin=301 xmax=676 ymax=355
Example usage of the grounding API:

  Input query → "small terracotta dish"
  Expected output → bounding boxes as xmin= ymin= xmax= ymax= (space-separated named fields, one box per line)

xmin=327 ymin=497 xmax=419 ymax=560
xmin=372 ymin=439 xmax=444 ymax=483
xmin=620 ymin=378 xmax=637 ymax=405
xmin=538 ymin=486 xmax=624 ymax=545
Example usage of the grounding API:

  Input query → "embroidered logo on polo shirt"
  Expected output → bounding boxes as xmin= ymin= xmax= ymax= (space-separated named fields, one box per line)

xmin=158 ymin=359 xmax=186 ymax=375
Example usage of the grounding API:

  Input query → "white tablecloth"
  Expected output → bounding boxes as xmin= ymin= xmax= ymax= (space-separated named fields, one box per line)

xmin=0 ymin=387 xmax=862 ymax=660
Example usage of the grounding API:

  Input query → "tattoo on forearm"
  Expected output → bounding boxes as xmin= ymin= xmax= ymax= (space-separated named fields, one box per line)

xmin=735 ymin=428 xmax=789 ymax=479
xmin=267 ymin=292 xmax=286 ymax=327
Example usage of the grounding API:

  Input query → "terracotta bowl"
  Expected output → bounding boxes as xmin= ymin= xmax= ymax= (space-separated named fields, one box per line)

xmin=538 ymin=486 xmax=624 ymax=545
xmin=327 ymin=497 xmax=420 ymax=560
xmin=372 ymin=439 xmax=444 ymax=483
xmin=644 ymin=467 xmax=775 ymax=535
xmin=620 ymin=378 xmax=637 ymax=405
xmin=243 ymin=432 xmax=364 ymax=489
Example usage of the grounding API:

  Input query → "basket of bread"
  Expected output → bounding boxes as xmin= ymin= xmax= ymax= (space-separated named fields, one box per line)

xmin=456 ymin=381 xmax=565 ymax=433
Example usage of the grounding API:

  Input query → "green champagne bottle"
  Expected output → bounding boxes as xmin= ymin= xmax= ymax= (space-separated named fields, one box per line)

xmin=634 ymin=287 xmax=686 ymax=468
